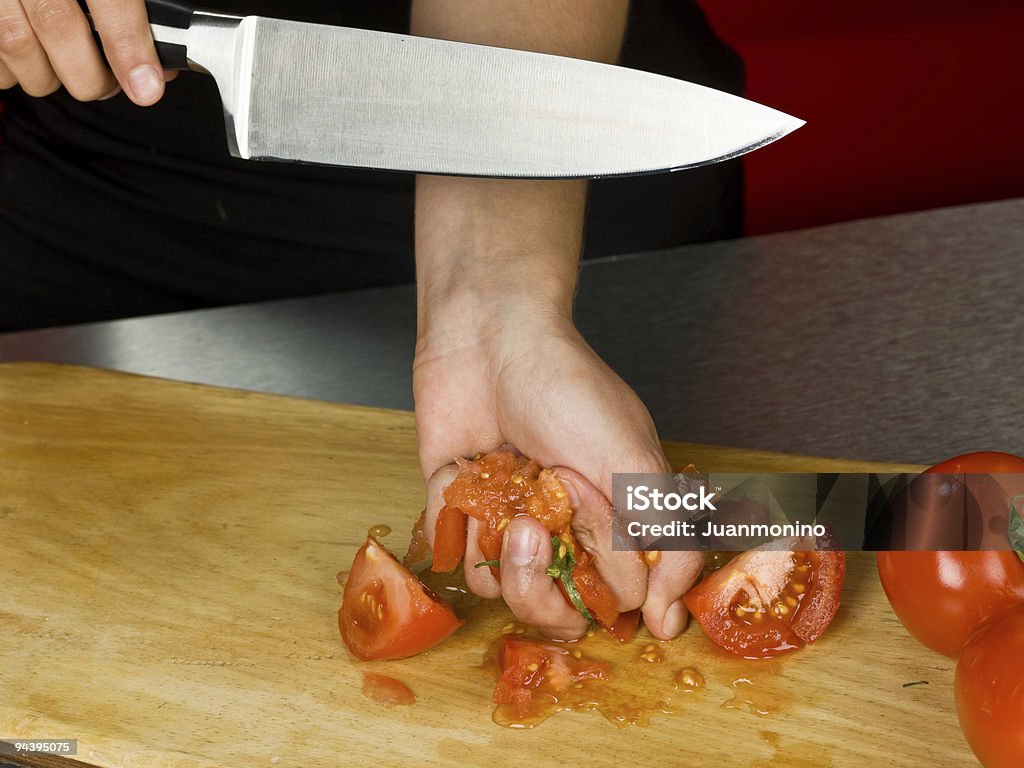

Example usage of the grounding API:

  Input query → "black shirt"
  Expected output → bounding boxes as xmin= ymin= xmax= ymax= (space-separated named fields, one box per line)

xmin=0 ymin=0 xmax=742 ymax=331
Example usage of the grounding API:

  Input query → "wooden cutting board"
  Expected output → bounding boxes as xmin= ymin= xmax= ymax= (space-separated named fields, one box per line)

xmin=0 ymin=363 xmax=973 ymax=768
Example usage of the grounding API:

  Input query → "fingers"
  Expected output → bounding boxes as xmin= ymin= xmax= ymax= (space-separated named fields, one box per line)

xmin=87 ymin=0 xmax=161 ymax=105
xmin=499 ymin=515 xmax=589 ymax=640
xmin=0 ymin=58 xmax=16 ymax=88
xmin=642 ymin=549 xmax=704 ymax=640
xmin=0 ymin=0 xmax=162 ymax=103
xmin=0 ymin=1 xmax=60 ymax=96
xmin=87 ymin=0 xmax=163 ymax=104
xmin=556 ymin=466 xmax=647 ymax=612
xmin=27 ymin=0 xmax=116 ymax=99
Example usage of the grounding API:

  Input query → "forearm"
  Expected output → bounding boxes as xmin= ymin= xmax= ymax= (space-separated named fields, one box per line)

xmin=411 ymin=0 xmax=630 ymax=348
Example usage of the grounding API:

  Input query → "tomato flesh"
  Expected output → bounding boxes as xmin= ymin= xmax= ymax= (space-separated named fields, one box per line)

xmin=955 ymin=603 xmax=1024 ymax=768
xmin=684 ymin=538 xmax=845 ymax=658
xmin=339 ymin=536 xmax=463 ymax=661
xmin=443 ymin=451 xmax=620 ymax=628
xmin=877 ymin=451 xmax=1024 ymax=657
xmin=493 ymin=637 xmax=609 ymax=719
xmin=444 ymin=452 xmax=572 ymax=564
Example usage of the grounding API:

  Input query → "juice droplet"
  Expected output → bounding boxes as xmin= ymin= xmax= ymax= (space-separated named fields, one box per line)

xmin=721 ymin=676 xmax=781 ymax=717
xmin=368 ymin=524 xmax=391 ymax=538
xmin=638 ymin=643 xmax=664 ymax=663
xmin=675 ymin=667 xmax=705 ymax=691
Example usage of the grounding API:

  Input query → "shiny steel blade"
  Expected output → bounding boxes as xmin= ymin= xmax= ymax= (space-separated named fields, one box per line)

xmin=170 ymin=14 xmax=803 ymax=178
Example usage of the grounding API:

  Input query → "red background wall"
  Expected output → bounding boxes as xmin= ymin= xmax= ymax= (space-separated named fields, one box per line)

xmin=696 ymin=0 xmax=1024 ymax=234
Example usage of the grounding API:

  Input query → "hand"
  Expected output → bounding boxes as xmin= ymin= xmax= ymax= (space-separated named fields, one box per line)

xmin=0 ymin=0 xmax=173 ymax=104
xmin=414 ymin=303 xmax=704 ymax=641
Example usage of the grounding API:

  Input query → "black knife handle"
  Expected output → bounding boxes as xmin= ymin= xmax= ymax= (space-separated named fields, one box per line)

xmin=77 ymin=0 xmax=195 ymax=71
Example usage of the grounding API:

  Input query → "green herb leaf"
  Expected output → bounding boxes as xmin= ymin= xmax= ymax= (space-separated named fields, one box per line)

xmin=1010 ymin=495 xmax=1024 ymax=565
xmin=546 ymin=535 xmax=595 ymax=627
xmin=474 ymin=559 xmax=501 ymax=568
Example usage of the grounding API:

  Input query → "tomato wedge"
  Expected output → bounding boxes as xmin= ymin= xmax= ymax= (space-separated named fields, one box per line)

xmin=339 ymin=536 xmax=463 ymax=661
xmin=493 ymin=637 xmax=609 ymax=719
xmin=877 ymin=452 xmax=1024 ymax=657
xmin=684 ymin=537 xmax=846 ymax=658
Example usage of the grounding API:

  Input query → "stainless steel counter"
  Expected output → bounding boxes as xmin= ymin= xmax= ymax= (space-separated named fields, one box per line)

xmin=2 ymin=199 xmax=1021 ymax=464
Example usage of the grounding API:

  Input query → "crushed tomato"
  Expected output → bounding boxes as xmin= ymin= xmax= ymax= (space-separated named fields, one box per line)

xmin=439 ymin=452 xmax=620 ymax=629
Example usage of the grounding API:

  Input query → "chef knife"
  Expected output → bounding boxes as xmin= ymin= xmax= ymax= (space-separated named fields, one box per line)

xmin=80 ymin=0 xmax=804 ymax=178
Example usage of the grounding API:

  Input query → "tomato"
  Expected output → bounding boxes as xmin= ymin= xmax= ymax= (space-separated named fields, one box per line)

xmin=878 ymin=550 xmax=1024 ymax=657
xmin=444 ymin=452 xmax=572 ymax=566
xmin=442 ymin=451 xmax=621 ymax=629
xmin=955 ymin=603 xmax=1024 ymax=768
xmin=565 ymin=545 xmax=619 ymax=628
xmin=431 ymin=505 xmax=466 ymax=573
xmin=361 ymin=672 xmax=416 ymax=708
xmin=877 ymin=452 xmax=1024 ymax=657
xmin=338 ymin=536 xmax=463 ymax=660
xmin=683 ymin=537 xmax=846 ymax=658
xmin=493 ymin=637 xmax=609 ymax=719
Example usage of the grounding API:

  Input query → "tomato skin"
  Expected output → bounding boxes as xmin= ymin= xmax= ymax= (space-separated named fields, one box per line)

xmin=570 ymin=547 xmax=620 ymax=628
xmin=878 ymin=550 xmax=1024 ymax=657
xmin=339 ymin=537 xmax=463 ymax=661
xmin=684 ymin=540 xmax=845 ymax=659
xmin=955 ymin=604 xmax=1024 ymax=768
xmin=431 ymin=505 xmax=467 ymax=573
xmin=877 ymin=451 xmax=1024 ymax=658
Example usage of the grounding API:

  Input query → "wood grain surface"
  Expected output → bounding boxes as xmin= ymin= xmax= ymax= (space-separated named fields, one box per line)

xmin=0 ymin=363 xmax=973 ymax=768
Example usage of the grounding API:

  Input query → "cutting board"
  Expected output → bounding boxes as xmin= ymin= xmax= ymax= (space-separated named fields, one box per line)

xmin=0 ymin=363 xmax=974 ymax=768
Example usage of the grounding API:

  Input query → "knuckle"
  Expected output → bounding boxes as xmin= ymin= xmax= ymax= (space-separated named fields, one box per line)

xmin=29 ymin=0 xmax=79 ymax=39
xmin=96 ymin=27 xmax=152 ymax=66
xmin=65 ymin=75 xmax=112 ymax=102
xmin=23 ymin=76 xmax=60 ymax=97
xmin=0 ymin=18 xmax=38 ymax=58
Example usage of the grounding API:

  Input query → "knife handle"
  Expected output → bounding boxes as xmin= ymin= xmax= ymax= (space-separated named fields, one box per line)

xmin=77 ymin=0 xmax=195 ymax=71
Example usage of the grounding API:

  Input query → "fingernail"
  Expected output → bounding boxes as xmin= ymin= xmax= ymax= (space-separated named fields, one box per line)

xmin=508 ymin=521 xmax=540 ymax=566
xmin=661 ymin=599 xmax=688 ymax=638
xmin=128 ymin=65 xmax=163 ymax=104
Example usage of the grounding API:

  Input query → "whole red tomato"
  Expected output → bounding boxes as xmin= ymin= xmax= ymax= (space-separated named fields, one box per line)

xmin=877 ymin=452 xmax=1024 ymax=657
xmin=955 ymin=603 xmax=1024 ymax=768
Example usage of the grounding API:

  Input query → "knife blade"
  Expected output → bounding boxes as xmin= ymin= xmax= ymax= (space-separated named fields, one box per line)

xmin=86 ymin=0 xmax=804 ymax=178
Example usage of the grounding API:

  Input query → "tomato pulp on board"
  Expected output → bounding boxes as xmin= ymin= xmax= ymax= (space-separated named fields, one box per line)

xmin=684 ymin=537 xmax=846 ymax=659
xmin=493 ymin=637 xmax=610 ymax=721
xmin=361 ymin=672 xmax=416 ymax=708
xmin=877 ymin=451 xmax=1024 ymax=657
xmin=955 ymin=603 xmax=1024 ymax=768
xmin=439 ymin=451 xmax=621 ymax=629
xmin=339 ymin=536 xmax=463 ymax=661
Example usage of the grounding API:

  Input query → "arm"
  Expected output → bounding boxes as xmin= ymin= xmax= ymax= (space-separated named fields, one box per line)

xmin=412 ymin=0 xmax=703 ymax=640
